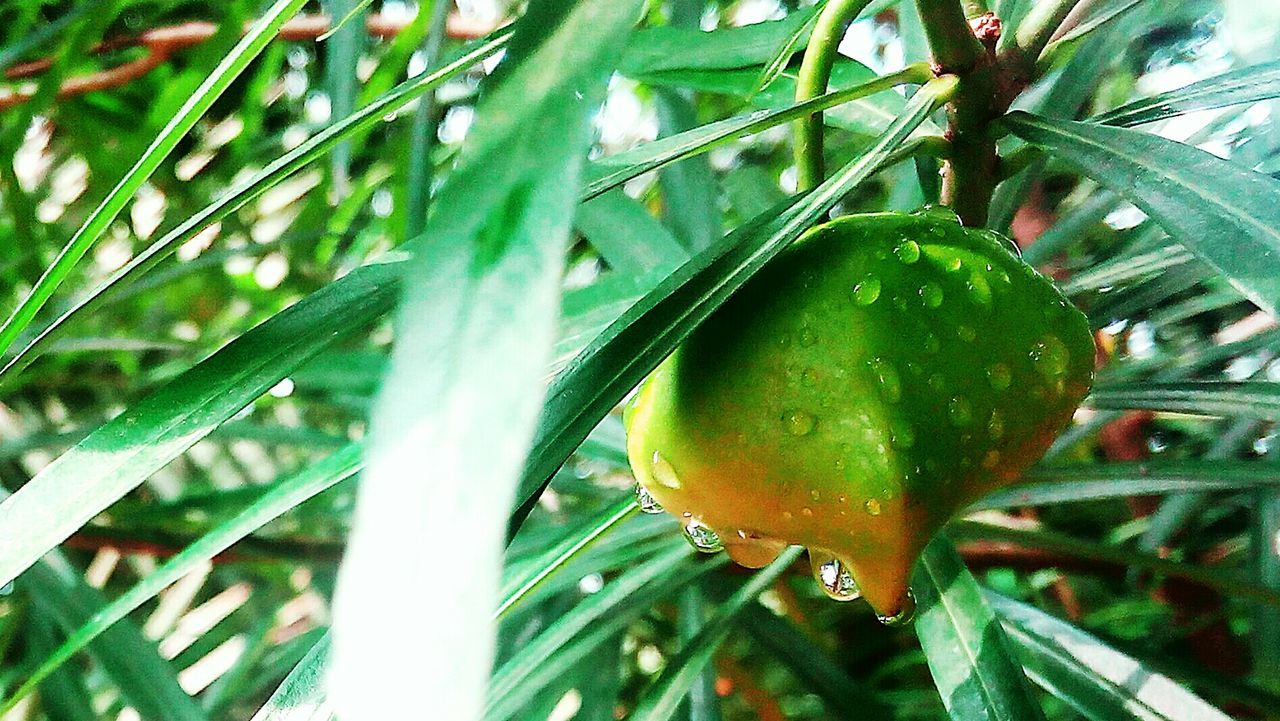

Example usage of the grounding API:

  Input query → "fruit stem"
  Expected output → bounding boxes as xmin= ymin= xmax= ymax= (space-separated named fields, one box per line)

xmin=792 ymin=0 xmax=875 ymax=192
xmin=915 ymin=0 xmax=1002 ymax=227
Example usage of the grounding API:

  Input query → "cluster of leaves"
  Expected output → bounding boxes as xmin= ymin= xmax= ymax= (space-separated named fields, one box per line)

xmin=0 ymin=0 xmax=1279 ymax=720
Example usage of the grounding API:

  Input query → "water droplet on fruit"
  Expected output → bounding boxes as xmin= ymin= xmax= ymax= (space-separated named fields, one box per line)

xmin=890 ymin=419 xmax=915 ymax=449
xmin=784 ymin=410 xmax=817 ymax=435
xmin=683 ymin=519 xmax=723 ymax=553
xmin=920 ymin=282 xmax=943 ymax=308
xmin=928 ymin=373 xmax=946 ymax=392
xmin=877 ymin=589 xmax=917 ymax=626
xmin=947 ymin=257 xmax=963 ymax=272
xmin=987 ymin=411 xmax=1004 ymax=440
xmin=801 ymin=369 xmax=818 ymax=386
xmin=957 ymin=325 xmax=976 ymax=342
xmin=1030 ymin=335 xmax=1069 ymax=379
xmin=986 ymin=363 xmax=1012 ymax=390
xmin=651 ymin=451 xmax=682 ymax=489
xmin=809 ymin=489 xmax=821 ymax=502
xmin=948 ymin=397 xmax=973 ymax=427
xmin=853 ymin=276 xmax=882 ymax=305
xmin=924 ymin=334 xmax=941 ymax=354
xmin=801 ymin=507 xmax=814 ymax=517
xmin=800 ymin=328 xmax=818 ymax=347
xmin=635 ymin=484 xmax=664 ymax=514
xmin=871 ymin=358 xmax=902 ymax=403
xmin=810 ymin=552 xmax=862 ymax=601
xmin=895 ymin=240 xmax=921 ymax=264
xmin=864 ymin=498 xmax=882 ymax=516
xmin=724 ymin=532 xmax=786 ymax=568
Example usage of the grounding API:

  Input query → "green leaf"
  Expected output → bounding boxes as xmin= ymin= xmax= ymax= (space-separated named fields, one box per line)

xmin=913 ymin=538 xmax=1047 ymax=721
xmin=486 ymin=544 xmax=707 ymax=721
xmin=0 ymin=260 xmax=399 ymax=589
xmin=576 ymin=190 xmax=690 ymax=277
xmin=0 ymin=27 xmax=511 ymax=383
xmin=327 ymin=3 xmax=645 ymax=721
xmin=248 ymin=636 xmax=333 ymax=721
xmin=629 ymin=547 xmax=804 ymax=721
xmin=20 ymin=552 xmax=208 ymax=721
xmin=1003 ymin=111 xmax=1280 ymax=316
xmin=512 ymin=75 xmax=956 ymax=533
xmin=0 ymin=0 xmax=308 ymax=358
xmin=1089 ymin=381 xmax=1280 ymax=421
xmin=973 ymin=461 xmax=1280 ymax=510
xmin=749 ymin=3 xmax=825 ymax=96
xmin=620 ymin=12 xmax=816 ymax=77
xmin=989 ymin=593 xmax=1233 ymax=721
xmin=1093 ymin=59 xmax=1280 ymax=127
xmin=0 ymin=444 xmax=362 ymax=715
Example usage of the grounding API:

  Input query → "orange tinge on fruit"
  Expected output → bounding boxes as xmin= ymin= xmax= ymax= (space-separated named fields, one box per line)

xmin=624 ymin=208 xmax=1095 ymax=620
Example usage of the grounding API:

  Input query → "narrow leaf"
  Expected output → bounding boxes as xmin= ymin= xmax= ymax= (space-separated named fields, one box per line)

xmin=328 ymin=4 xmax=645 ymax=721
xmin=0 ymin=0 xmax=308 ymax=357
xmin=1004 ymin=111 xmax=1280 ymax=316
xmin=1089 ymin=381 xmax=1280 ymax=421
xmin=913 ymin=538 xmax=1047 ymax=721
xmin=1094 ymin=59 xmax=1280 ymax=127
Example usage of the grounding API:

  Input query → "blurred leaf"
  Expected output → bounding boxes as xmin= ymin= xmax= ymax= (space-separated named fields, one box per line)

xmin=0 ymin=444 xmax=362 ymax=715
xmin=990 ymin=593 xmax=1233 ymax=721
xmin=0 ymin=260 xmax=399 ymax=589
xmin=0 ymin=0 xmax=308 ymax=359
xmin=973 ymin=461 xmax=1280 ymax=510
xmin=620 ymin=12 xmax=816 ymax=77
xmin=913 ymin=538 xmax=1047 ymax=721
xmin=249 ymin=636 xmax=333 ymax=721
xmin=512 ymin=76 xmax=957 ymax=532
xmin=629 ymin=547 xmax=803 ymax=721
xmin=1089 ymin=381 xmax=1280 ymax=421
xmin=328 ymin=3 xmax=645 ymax=721
xmin=576 ymin=190 xmax=690 ymax=277
xmin=654 ymin=87 xmax=722 ymax=253
xmin=1093 ymin=59 xmax=1280 ymax=127
xmin=1005 ymin=111 xmax=1280 ymax=316
xmin=21 ymin=552 xmax=207 ymax=721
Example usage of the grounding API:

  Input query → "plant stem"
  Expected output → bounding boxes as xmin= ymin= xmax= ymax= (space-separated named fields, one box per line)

xmin=915 ymin=0 xmax=1000 ymax=226
xmin=792 ymin=0 xmax=874 ymax=191
xmin=1009 ymin=0 xmax=1082 ymax=59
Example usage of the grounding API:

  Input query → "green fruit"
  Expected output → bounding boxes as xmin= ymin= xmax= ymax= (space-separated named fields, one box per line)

xmin=624 ymin=208 xmax=1094 ymax=620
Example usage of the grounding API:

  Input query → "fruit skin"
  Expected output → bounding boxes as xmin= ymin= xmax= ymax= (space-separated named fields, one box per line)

xmin=624 ymin=208 xmax=1094 ymax=617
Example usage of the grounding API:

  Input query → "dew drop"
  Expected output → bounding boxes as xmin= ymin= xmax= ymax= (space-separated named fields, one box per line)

xmin=810 ymin=552 xmax=862 ymax=601
xmin=651 ymin=451 xmax=683 ymax=489
xmin=683 ymin=519 xmax=723 ymax=553
xmin=864 ymin=498 xmax=882 ymax=516
xmin=876 ymin=588 xmax=917 ymax=626
xmin=957 ymin=325 xmax=976 ymax=343
xmin=784 ymin=410 xmax=817 ymax=436
xmin=853 ymin=276 xmax=882 ymax=306
xmin=920 ymin=282 xmax=944 ymax=308
xmin=871 ymin=358 xmax=902 ymax=403
xmin=948 ymin=396 xmax=973 ymax=427
xmin=1030 ymin=335 xmax=1070 ymax=379
xmin=635 ymin=484 xmax=665 ymax=514
xmin=890 ymin=418 xmax=915 ymax=449
xmin=895 ymin=240 xmax=921 ymax=264
xmin=986 ymin=363 xmax=1012 ymax=390
xmin=987 ymin=411 xmax=1004 ymax=440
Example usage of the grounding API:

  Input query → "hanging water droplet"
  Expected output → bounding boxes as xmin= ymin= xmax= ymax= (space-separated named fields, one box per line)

xmin=635 ymin=484 xmax=665 ymax=514
xmin=784 ymin=409 xmax=817 ymax=436
xmin=895 ymin=240 xmax=921 ymax=264
xmin=650 ymin=451 xmax=683 ymax=489
xmin=876 ymin=588 xmax=917 ymax=626
xmin=864 ymin=498 xmax=882 ymax=516
xmin=920 ymin=282 xmax=944 ymax=308
xmin=1030 ymin=335 xmax=1069 ymax=379
xmin=853 ymin=276 xmax=882 ymax=305
xmin=724 ymin=532 xmax=786 ymax=568
xmin=948 ymin=396 xmax=973 ymax=427
xmin=810 ymin=552 xmax=862 ymax=601
xmin=683 ymin=519 xmax=723 ymax=553
xmin=986 ymin=363 xmax=1012 ymax=390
